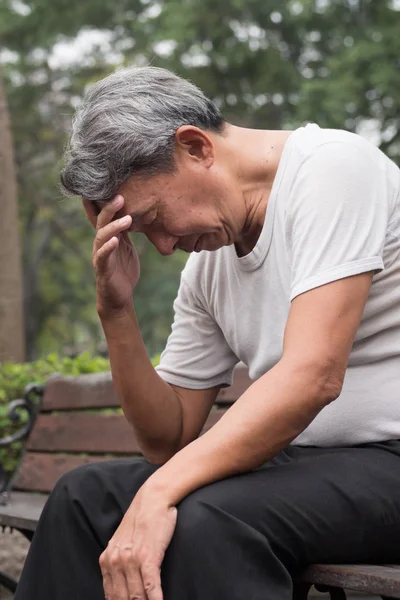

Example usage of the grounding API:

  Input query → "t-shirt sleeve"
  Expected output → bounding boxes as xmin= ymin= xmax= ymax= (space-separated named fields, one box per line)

xmin=155 ymin=278 xmax=239 ymax=389
xmin=286 ymin=141 xmax=388 ymax=302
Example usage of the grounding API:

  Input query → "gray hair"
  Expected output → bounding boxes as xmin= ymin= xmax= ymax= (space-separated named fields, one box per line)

xmin=60 ymin=66 xmax=225 ymax=202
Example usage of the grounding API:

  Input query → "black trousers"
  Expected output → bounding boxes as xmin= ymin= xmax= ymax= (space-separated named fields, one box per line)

xmin=14 ymin=440 xmax=400 ymax=599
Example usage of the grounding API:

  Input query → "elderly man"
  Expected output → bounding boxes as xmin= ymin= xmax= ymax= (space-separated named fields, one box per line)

xmin=15 ymin=66 xmax=400 ymax=600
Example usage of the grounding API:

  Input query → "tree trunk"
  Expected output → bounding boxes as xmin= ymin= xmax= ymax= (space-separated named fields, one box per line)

xmin=0 ymin=75 xmax=25 ymax=362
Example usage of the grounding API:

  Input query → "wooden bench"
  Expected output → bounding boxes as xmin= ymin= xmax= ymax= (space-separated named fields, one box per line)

xmin=0 ymin=366 xmax=399 ymax=598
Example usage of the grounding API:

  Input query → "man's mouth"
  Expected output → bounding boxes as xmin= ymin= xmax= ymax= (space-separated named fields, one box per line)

xmin=179 ymin=236 xmax=201 ymax=253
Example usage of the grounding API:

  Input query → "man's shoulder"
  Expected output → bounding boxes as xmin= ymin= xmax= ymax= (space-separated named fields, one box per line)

xmin=286 ymin=124 xmax=396 ymax=191
xmin=293 ymin=124 xmax=381 ymax=162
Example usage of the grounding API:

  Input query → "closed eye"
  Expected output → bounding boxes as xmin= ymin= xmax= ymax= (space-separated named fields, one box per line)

xmin=143 ymin=209 xmax=158 ymax=227
xmin=129 ymin=210 xmax=157 ymax=232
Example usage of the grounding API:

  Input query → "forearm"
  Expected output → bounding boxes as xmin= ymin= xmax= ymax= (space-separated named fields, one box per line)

xmin=144 ymin=357 xmax=336 ymax=503
xmin=100 ymin=304 xmax=183 ymax=463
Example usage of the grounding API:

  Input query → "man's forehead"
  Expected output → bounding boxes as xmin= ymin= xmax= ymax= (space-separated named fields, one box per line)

xmin=93 ymin=197 xmax=154 ymax=221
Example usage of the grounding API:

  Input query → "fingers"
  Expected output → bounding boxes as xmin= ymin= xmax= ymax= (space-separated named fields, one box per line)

xmin=94 ymin=214 xmax=131 ymax=251
xmin=101 ymin=548 xmax=133 ymax=600
xmin=101 ymin=547 xmax=159 ymax=600
xmin=82 ymin=195 xmax=124 ymax=230
xmin=125 ymin=560 xmax=148 ymax=599
xmin=96 ymin=195 xmax=124 ymax=230
xmin=141 ymin=564 xmax=163 ymax=600
xmin=103 ymin=566 xmax=132 ymax=600
xmin=95 ymin=236 xmax=119 ymax=274
xmin=84 ymin=194 xmax=132 ymax=275
xmin=101 ymin=570 xmax=113 ymax=599
xmin=99 ymin=552 xmax=114 ymax=599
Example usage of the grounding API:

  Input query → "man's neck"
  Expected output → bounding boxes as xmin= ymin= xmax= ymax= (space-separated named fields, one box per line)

xmin=225 ymin=125 xmax=292 ymax=256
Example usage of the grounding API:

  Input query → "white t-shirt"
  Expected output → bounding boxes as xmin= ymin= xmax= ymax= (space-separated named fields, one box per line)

xmin=156 ymin=124 xmax=400 ymax=446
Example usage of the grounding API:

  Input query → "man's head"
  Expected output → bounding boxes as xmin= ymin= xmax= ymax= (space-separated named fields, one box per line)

xmin=61 ymin=66 xmax=280 ymax=256
xmin=61 ymin=66 xmax=226 ymax=202
xmin=62 ymin=66 xmax=241 ymax=254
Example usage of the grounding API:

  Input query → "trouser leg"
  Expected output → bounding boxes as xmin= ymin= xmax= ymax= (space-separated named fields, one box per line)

xmin=14 ymin=458 xmax=158 ymax=600
xmin=14 ymin=441 xmax=400 ymax=600
xmin=161 ymin=441 xmax=400 ymax=600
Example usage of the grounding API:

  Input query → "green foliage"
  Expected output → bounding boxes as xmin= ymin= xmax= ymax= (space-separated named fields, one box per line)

xmin=0 ymin=351 xmax=110 ymax=405
xmin=0 ymin=352 xmax=111 ymax=474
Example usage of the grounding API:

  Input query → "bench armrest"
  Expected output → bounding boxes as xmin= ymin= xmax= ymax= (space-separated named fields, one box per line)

xmin=0 ymin=383 xmax=43 ymax=448
xmin=0 ymin=383 xmax=44 ymax=505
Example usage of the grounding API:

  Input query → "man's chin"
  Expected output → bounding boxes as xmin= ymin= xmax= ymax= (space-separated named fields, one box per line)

xmin=195 ymin=241 xmax=226 ymax=253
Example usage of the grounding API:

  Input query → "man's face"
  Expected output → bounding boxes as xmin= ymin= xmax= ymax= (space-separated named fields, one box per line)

xmin=112 ymin=162 xmax=241 ymax=256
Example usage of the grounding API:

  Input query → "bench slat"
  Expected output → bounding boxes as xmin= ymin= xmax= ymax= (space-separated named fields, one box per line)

xmin=41 ymin=368 xmax=250 ymax=411
xmin=26 ymin=408 xmax=228 ymax=454
xmin=14 ymin=453 xmax=113 ymax=493
xmin=299 ymin=564 xmax=400 ymax=598
xmin=0 ymin=491 xmax=48 ymax=531
xmin=27 ymin=413 xmax=141 ymax=453
xmin=42 ymin=372 xmax=117 ymax=411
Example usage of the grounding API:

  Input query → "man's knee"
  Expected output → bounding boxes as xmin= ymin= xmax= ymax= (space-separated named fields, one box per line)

xmin=173 ymin=482 xmax=253 ymax=548
xmin=48 ymin=462 xmax=109 ymax=516
xmin=172 ymin=479 xmax=296 ymax=562
xmin=48 ymin=458 xmax=156 ymax=515
xmin=165 ymin=482 xmax=290 ymax=580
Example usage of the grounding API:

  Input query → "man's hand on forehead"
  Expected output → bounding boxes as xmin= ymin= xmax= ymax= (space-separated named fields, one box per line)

xmin=82 ymin=195 xmax=126 ymax=229
xmin=83 ymin=195 xmax=155 ymax=237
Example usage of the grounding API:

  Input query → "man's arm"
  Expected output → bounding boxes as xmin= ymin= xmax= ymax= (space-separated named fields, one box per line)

xmin=101 ymin=306 xmax=220 ymax=464
xmin=85 ymin=195 xmax=222 ymax=464
xmin=142 ymin=271 xmax=374 ymax=503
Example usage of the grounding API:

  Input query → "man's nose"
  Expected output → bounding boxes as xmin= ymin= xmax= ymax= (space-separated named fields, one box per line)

xmin=147 ymin=232 xmax=178 ymax=256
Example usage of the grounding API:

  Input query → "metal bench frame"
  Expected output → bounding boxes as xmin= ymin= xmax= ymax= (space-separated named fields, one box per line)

xmin=0 ymin=382 xmax=41 ymax=592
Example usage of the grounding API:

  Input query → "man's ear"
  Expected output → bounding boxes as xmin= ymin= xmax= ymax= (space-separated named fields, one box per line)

xmin=175 ymin=125 xmax=214 ymax=166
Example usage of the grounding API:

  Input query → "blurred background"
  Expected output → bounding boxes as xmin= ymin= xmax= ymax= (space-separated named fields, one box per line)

xmin=1 ymin=0 xmax=400 ymax=366
xmin=0 ymin=2 xmax=399 ymax=596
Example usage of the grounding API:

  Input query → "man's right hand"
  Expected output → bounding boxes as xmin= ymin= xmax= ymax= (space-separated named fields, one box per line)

xmin=83 ymin=195 xmax=139 ymax=318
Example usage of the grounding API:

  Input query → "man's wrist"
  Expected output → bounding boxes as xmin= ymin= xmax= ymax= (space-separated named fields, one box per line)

xmin=139 ymin=466 xmax=177 ymax=504
xmin=139 ymin=439 xmax=219 ymax=507
xmin=96 ymin=302 xmax=135 ymax=323
xmin=97 ymin=303 xmax=140 ymax=342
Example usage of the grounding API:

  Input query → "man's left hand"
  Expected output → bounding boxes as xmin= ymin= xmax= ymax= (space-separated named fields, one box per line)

xmin=99 ymin=486 xmax=177 ymax=600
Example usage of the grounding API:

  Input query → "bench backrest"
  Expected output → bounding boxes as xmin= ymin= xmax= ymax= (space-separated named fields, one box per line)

xmin=14 ymin=366 xmax=251 ymax=493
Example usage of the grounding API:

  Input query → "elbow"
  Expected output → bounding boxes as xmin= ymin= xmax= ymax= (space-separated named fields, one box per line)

xmin=314 ymin=363 xmax=344 ymax=406
xmin=140 ymin=441 xmax=180 ymax=466
xmin=285 ymin=356 xmax=344 ymax=407
xmin=320 ymin=379 xmax=342 ymax=406
xmin=142 ymin=452 xmax=171 ymax=466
